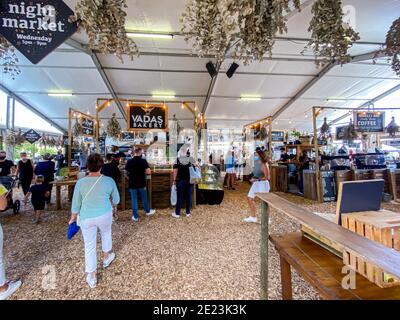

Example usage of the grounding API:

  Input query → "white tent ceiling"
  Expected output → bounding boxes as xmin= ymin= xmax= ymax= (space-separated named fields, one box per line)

xmin=1 ymin=0 xmax=399 ymax=134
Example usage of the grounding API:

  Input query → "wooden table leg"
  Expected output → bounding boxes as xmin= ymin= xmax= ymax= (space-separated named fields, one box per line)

xmin=56 ymin=186 xmax=61 ymax=210
xmin=260 ymin=200 xmax=269 ymax=300
xmin=280 ymin=256 xmax=293 ymax=300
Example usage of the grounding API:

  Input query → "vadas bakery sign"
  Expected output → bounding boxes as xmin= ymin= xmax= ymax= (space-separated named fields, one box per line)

xmin=128 ymin=104 xmax=168 ymax=131
xmin=0 ymin=0 xmax=77 ymax=64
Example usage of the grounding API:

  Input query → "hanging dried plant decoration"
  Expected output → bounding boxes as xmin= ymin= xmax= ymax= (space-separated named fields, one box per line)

xmin=233 ymin=0 xmax=301 ymax=64
xmin=70 ymin=0 xmax=139 ymax=62
xmin=342 ymin=119 xmax=358 ymax=143
xmin=319 ymin=117 xmax=332 ymax=141
xmin=0 ymin=36 xmax=21 ymax=79
xmin=307 ymin=0 xmax=360 ymax=66
xmin=73 ymin=118 xmax=83 ymax=137
xmin=386 ymin=116 xmax=399 ymax=137
xmin=5 ymin=129 xmax=25 ymax=146
xmin=384 ymin=17 xmax=400 ymax=77
xmin=180 ymin=0 xmax=301 ymax=65
xmin=106 ymin=113 xmax=121 ymax=139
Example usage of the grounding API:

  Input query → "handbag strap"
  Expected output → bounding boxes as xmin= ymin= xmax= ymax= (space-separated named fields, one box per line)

xmin=82 ymin=175 xmax=103 ymax=205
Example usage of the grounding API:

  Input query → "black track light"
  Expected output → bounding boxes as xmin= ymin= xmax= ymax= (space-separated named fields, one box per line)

xmin=206 ymin=61 xmax=217 ymax=78
xmin=226 ymin=62 xmax=239 ymax=78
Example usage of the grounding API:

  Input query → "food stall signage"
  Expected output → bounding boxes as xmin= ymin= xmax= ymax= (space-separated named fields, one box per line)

xmin=271 ymin=131 xmax=285 ymax=142
xmin=335 ymin=125 xmax=347 ymax=140
xmin=354 ymin=111 xmax=385 ymax=133
xmin=23 ymin=129 xmax=41 ymax=144
xmin=80 ymin=116 xmax=95 ymax=136
xmin=0 ymin=0 xmax=77 ymax=64
xmin=128 ymin=105 xmax=168 ymax=131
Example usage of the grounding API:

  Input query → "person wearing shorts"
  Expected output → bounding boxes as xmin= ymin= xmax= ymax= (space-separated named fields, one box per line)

xmin=244 ymin=151 xmax=270 ymax=223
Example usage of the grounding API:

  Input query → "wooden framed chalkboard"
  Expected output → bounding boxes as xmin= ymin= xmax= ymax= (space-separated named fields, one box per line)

xmin=336 ymin=179 xmax=384 ymax=225
xmin=80 ymin=115 xmax=95 ymax=137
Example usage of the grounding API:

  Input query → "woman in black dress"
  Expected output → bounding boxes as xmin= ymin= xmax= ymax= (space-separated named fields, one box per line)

xmin=16 ymin=152 xmax=34 ymax=195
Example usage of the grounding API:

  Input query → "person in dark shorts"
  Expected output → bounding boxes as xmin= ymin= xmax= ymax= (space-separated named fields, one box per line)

xmin=16 ymin=152 xmax=34 ymax=195
xmin=34 ymin=153 xmax=55 ymax=205
xmin=24 ymin=175 xmax=50 ymax=224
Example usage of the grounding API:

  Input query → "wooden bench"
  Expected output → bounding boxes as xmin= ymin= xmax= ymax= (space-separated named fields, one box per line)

xmin=270 ymin=232 xmax=400 ymax=300
xmin=256 ymin=193 xmax=400 ymax=300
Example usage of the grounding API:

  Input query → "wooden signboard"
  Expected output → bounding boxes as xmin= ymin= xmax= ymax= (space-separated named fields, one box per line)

xmin=120 ymin=132 xmax=136 ymax=141
xmin=271 ymin=130 xmax=285 ymax=142
xmin=354 ymin=111 xmax=385 ymax=133
xmin=336 ymin=180 xmax=384 ymax=225
xmin=128 ymin=104 xmax=168 ymax=131
xmin=80 ymin=116 xmax=95 ymax=137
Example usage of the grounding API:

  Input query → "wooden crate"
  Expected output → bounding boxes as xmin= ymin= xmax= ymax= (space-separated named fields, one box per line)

xmin=342 ymin=211 xmax=400 ymax=288
xmin=270 ymin=166 xmax=288 ymax=192
xmin=303 ymin=170 xmax=317 ymax=201
xmin=352 ymin=169 xmax=373 ymax=181
xmin=371 ymin=169 xmax=391 ymax=195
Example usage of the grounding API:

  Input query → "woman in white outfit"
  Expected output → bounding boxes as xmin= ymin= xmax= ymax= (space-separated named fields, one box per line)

xmin=0 ymin=223 xmax=22 ymax=300
xmin=244 ymin=151 xmax=270 ymax=223
xmin=69 ymin=153 xmax=120 ymax=289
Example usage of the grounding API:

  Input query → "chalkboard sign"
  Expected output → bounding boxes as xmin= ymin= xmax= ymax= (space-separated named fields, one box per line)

xmin=98 ymin=136 xmax=106 ymax=156
xmin=23 ymin=129 xmax=41 ymax=144
xmin=354 ymin=111 xmax=385 ymax=133
xmin=120 ymin=132 xmax=135 ymax=141
xmin=335 ymin=125 xmax=347 ymax=140
xmin=80 ymin=116 xmax=95 ymax=136
xmin=128 ymin=104 xmax=168 ymax=131
xmin=0 ymin=0 xmax=77 ymax=64
xmin=271 ymin=131 xmax=285 ymax=142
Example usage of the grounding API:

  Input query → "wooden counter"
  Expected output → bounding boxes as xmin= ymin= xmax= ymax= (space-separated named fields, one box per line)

xmin=270 ymin=165 xmax=288 ymax=192
xmin=119 ymin=170 xmax=173 ymax=210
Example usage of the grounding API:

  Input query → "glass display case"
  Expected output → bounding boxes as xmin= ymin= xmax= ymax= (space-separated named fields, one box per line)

xmin=198 ymin=164 xmax=223 ymax=191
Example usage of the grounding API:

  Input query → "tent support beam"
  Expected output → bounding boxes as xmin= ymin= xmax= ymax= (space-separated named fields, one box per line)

xmin=329 ymin=83 xmax=400 ymax=125
xmin=65 ymin=39 xmax=126 ymax=122
xmin=0 ymin=83 xmax=67 ymax=134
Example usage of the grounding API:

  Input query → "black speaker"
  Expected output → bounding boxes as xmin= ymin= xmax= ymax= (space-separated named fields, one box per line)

xmin=226 ymin=62 xmax=239 ymax=78
xmin=206 ymin=61 xmax=217 ymax=78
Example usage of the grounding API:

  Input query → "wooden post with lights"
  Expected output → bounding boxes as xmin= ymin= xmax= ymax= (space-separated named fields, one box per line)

xmin=313 ymin=106 xmax=323 ymax=203
xmin=268 ymin=117 xmax=273 ymax=161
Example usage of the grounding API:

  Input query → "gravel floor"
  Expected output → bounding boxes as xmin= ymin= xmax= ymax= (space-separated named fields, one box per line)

xmin=2 ymin=183 xmax=399 ymax=300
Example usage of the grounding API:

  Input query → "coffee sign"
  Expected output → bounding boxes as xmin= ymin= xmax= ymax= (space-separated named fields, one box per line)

xmin=128 ymin=104 xmax=168 ymax=131
xmin=23 ymin=129 xmax=41 ymax=144
xmin=354 ymin=111 xmax=385 ymax=133
xmin=271 ymin=131 xmax=285 ymax=142
xmin=0 ymin=0 xmax=77 ymax=64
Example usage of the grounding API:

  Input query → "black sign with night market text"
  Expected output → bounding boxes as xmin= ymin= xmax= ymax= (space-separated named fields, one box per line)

xmin=0 ymin=0 xmax=77 ymax=64
xmin=23 ymin=129 xmax=41 ymax=144
xmin=81 ymin=116 xmax=95 ymax=136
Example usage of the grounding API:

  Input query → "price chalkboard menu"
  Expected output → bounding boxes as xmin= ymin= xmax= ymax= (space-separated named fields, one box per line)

xmin=80 ymin=116 xmax=95 ymax=136
xmin=98 ymin=136 xmax=106 ymax=156
xmin=23 ymin=129 xmax=41 ymax=144
xmin=354 ymin=111 xmax=385 ymax=133
xmin=271 ymin=131 xmax=285 ymax=142
xmin=128 ymin=104 xmax=168 ymax=131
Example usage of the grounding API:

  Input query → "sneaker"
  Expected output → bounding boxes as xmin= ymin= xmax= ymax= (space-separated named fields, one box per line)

xmin=0 ymin=280 xmax=22 ymax=300
xmin=145 ymin=209 xmax=156 ymax=216
xmin=171 ymin=213 xmax=180 ymax=219
xmin=103 ymin=252 xmax=116 ymax=269
xmin=132 ymin=216 xmax=139 ymax=222
xmin=186 ymin=213 xmax=191 ymax=218
xmin=243 ymin=217 xmax=258 ymax=223
xmin=86 ymin=274 xmax=97 ymax=289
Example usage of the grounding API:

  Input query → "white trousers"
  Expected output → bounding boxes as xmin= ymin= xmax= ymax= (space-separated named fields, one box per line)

xmin=80 ymin=213 xmax=113 ymax=273
xmin=0 ymin=224 xmax=6 ymax=286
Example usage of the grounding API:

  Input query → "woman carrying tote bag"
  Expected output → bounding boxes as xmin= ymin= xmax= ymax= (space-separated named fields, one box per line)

xmin=69 ymin=154 xmax=120 ymax=289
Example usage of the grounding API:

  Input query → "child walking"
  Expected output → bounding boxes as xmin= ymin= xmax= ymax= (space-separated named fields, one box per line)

xmin=25 ymin=175 xmax=50 ymax=224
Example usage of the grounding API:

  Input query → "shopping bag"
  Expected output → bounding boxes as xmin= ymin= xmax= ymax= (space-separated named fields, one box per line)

xmin=170 ymin=184 xmax=177 ymax=206
xmin=189 ymin=166 xmax=202 ymax=184
xmin=67 ymin=221 xmax=80 ymax=240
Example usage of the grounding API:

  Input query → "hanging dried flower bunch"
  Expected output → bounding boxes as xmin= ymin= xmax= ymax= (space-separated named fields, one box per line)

xmin=70 ymin=0 xmax=139 ymax=62
xmin=386 ymin=116 xmax=399 ymax=137
xmin=307 ymin=0 xmax=360 ymax=66
xmin=73 ymin=118 xmax=83 ymax=137
xmin=342 ymin=119 xmax=358 ymax=143
xmin=180 ymin=0 xmax=301 ymax=64
xmin=180 ymin=0 xmax=235 ymax=62
xmin=233 ymin=0 xmax=301 ymax=64
xmin=384 ymin=17 xmax=400 ymax=77
xmin=0 ymin=36 xmax=21 ymax=79
xmin=5 ymin=129 xmax=25 ymax=146
xmin=319 ymin=117 xmax=332 ymax=141
xmin=106 ymin=113 xmax=121 ymax=139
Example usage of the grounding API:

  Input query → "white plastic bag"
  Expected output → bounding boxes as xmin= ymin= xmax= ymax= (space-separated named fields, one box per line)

xmin=189 ymin=166 xmax=202 ymax=184
xmin=170 ymin=184 xmax=177 ymax=206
